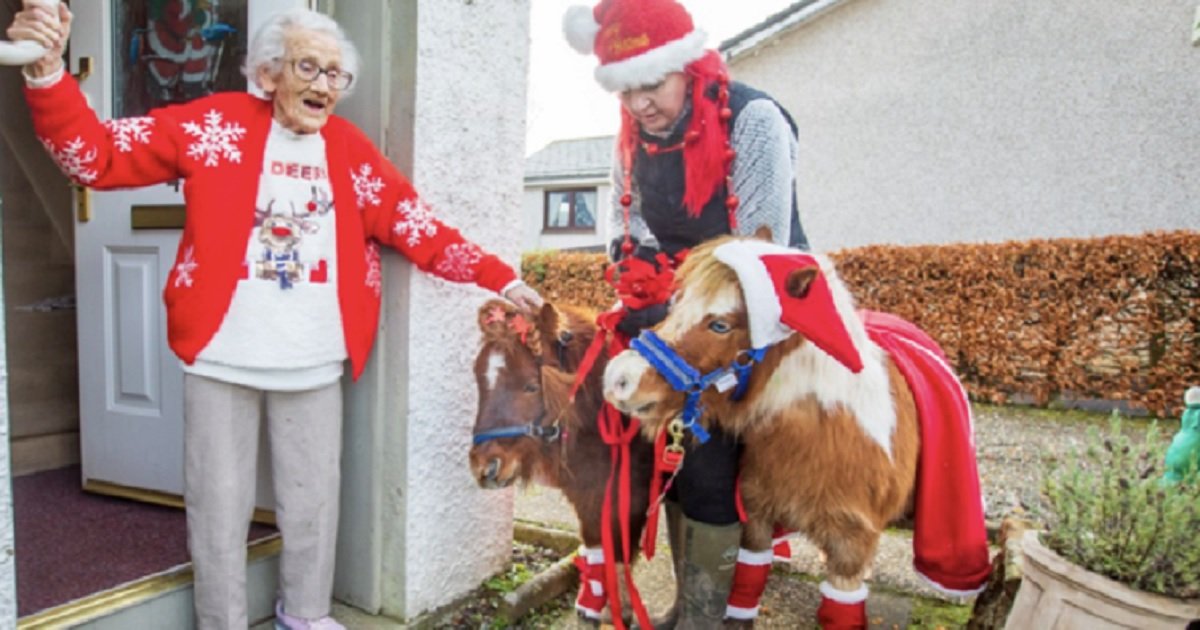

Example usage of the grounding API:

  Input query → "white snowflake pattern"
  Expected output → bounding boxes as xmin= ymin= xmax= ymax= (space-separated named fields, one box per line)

xmin=103 ymin=117 xmax=155 ymax=153
xmin=351 ymin=163 xmax=385 ymax=209
xmin=435 ymin=243 xmax=482 ymax=282
xmin=182 ymin=110 xmax=247 ymax=167
xmin=364 ymin=242 xmax=382 ymax=297
xmin=174 ymin=246 xmax=199 ymax=288
xmin=393 ymin=197 xmax=439 ymax=247
xmin=41 ymin=136 xmax=98 ymax=184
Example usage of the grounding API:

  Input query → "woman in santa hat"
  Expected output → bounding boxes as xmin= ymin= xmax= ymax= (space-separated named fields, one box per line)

xmin=564 ymin=0 xmax=808 ymax=627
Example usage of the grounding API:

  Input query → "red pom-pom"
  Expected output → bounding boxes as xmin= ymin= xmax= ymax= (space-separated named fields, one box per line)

xmin=620 ymin=193 xmax=633 ymax=207
xmin=725 ymin=148 xmax=737 ymax=163
xmin=720 ymin=107 xmax=733 ymax=121
xmin=685 ymin=130 xmax=701 ymax=143
xmin=718 ymin=87 xmax=729 ymax=101
xmin=725 ymin=195 xmax=740 ymax=211
xmin=621 ymin=240 xmax=634 ymax=255
xmin=307 ymin=201 xmax=317 ymax=212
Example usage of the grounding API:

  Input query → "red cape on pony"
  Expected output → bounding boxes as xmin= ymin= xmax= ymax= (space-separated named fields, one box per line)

xmin=860 ymin=310 xmax=991 ymax=594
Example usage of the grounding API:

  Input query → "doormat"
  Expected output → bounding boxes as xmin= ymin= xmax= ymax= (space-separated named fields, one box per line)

xmin=14 ymin=465 xmax=277 ymax=617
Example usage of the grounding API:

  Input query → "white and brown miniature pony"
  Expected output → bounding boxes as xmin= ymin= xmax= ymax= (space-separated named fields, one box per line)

xmin=603 ymin=234 xmax=991 ymax=628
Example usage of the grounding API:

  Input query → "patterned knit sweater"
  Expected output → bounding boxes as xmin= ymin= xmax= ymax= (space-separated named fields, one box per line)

xmin=25 ymin=74 xmax=517 ymax=380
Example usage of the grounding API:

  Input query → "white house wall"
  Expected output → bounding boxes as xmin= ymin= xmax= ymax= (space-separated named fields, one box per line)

xmin=729 ymin=0 xmax=1200 ymax=251
xmin=522 ymin=180 xmax=613 ymax=252
xmin=394 ymin=0 xmax=531 ymax=619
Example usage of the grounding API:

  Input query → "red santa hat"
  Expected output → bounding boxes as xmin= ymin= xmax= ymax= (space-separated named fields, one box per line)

xmin=712 ymin=240 xmax=864 ymax=373
xmin=563 ymin=0 xmax=708 ymax=92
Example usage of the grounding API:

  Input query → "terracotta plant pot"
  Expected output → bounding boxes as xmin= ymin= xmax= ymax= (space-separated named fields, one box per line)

xmin=1005 ymin=530 xmax=1200 ymax=629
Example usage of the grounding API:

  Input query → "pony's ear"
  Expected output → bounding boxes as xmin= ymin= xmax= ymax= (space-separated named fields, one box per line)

xmin=753 ymin=225 xmax=774 ymax=242
xmin=535 ymin=302 xmax=564 ymax=366
xmin=536 ymin=302 xmax=560 ymax=339
xmin=786 ymin=267 xmax=819 ymax=299
xmin=478 ymin=299 xmax=516 ymax=340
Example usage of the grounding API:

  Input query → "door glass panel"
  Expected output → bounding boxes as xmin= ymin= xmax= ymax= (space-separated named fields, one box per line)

xmin=112 ymin=1 xmax=249 ymax=118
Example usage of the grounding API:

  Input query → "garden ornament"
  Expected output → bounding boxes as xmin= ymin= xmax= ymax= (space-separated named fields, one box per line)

xmin=1163 ymin=386 xmax=1200 ymax=485
xmin=0 ymin=0 xmax=59 ymax=66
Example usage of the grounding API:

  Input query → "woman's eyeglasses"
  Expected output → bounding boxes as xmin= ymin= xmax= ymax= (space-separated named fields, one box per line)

xmin=289 ymin=58 xmax=353 ymax=90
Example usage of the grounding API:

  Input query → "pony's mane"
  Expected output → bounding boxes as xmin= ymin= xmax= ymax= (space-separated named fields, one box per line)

xmin=677 ymin=235 xmax=899 ymax=456
xmin=676 ymin=236 xmax=741 ymax=303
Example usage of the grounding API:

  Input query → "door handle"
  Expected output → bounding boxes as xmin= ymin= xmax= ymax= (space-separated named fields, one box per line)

xmin=74 ymin=185 xmax=91 ymax=223
xmin=73 ymin=56 xmax=92 ymax=82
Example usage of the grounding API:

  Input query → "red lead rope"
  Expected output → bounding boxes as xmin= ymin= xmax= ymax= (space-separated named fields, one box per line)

xmin=568 ymin=310 xmax=652 ymax=630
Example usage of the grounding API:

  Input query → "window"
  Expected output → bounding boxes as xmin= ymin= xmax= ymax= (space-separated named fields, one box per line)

xmin=544 ymin=188 xmax=597 ymax=232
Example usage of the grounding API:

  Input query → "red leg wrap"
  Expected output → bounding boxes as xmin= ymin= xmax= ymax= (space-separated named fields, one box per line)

xmin=574 ymin=547 xmax=606 ymax=620
xmin=771 ymin=525 xmax=796 ymax=561
xmin=726 ymin=548 xmax=773 ymax=620
xmin=816 ymin=581 xmax=868 ymax=630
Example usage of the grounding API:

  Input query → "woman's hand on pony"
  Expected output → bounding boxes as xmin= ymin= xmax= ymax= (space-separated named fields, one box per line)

xmin=504 ymin=281 xmax=544 ymax=314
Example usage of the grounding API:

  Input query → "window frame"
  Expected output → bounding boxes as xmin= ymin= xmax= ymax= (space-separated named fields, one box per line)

xmin=542 ymin=187 xmax=598 ymax=233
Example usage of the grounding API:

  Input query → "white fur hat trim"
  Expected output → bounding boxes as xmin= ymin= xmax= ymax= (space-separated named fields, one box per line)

xmin=594 ymin=29 xmax=707 ymax=92
xmin=563 ymin=5 xmax=601 ymax=55
xmin=713 ymin=239 xmax=798 ymax=350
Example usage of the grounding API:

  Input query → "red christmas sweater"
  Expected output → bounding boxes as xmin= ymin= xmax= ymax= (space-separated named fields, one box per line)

xmin=25 ymin=76 xmax=517 ymax=380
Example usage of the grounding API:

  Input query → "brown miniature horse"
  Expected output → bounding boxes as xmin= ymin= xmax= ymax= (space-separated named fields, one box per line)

xmin=467 ymin=299 xmax=654 ymax=624
xmin=603 ymin=234 xmax=991 ymax=628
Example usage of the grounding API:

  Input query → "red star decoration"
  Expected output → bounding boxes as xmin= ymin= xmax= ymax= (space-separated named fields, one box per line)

xmin=485 ymin=305 xmax=508 ymax=325
xmin=509 ymin=315 xmax=533 ymax=344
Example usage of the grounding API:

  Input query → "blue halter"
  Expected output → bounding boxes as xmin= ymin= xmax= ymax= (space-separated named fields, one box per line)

xmin=472 ymin=415 xmax=560 ymax=446
xmin=630 ymin=330 xmax=766 ymax=444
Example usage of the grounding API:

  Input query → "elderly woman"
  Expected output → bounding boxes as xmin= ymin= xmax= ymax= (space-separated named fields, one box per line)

xmin=9 ymin=5 xmax=540 ymax=629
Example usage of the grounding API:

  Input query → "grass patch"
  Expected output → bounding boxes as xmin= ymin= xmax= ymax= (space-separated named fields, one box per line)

xmin=907 ymin=595 xmax=973 ymax=629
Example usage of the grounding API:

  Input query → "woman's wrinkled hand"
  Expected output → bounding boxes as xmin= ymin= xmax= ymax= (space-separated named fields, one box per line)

xmin=504 ymin=281 xmax=544 ymax=314
xmin=7 ymin=1 xmax=73 ymax=78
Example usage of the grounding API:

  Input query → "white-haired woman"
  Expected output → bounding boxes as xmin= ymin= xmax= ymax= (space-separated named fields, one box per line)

xmin=9 ymin=5 xmax=540 ymax=629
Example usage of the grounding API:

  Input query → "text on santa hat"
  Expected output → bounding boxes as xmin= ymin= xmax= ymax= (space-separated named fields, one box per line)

xmin=602 ymin=24 xmax=650 ymax=57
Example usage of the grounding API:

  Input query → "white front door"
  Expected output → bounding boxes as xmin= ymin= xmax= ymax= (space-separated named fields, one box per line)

xmin=72 ymin=0 xmax=312 ymax=512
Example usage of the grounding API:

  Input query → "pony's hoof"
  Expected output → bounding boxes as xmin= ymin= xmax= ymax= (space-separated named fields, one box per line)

xmin=574 ymin=609 xmax=602 ymax=627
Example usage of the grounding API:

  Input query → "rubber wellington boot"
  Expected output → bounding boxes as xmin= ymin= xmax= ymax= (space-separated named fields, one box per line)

xmin=642 ymin=501 xmax=686 ymax=629
xmin=675 ymin=516 xmax=741 ymax=629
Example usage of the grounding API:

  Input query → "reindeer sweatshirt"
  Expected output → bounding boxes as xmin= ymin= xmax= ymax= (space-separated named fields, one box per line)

xmin=185 ymin=121 xmax=345 ymax=390
xmin=25 ymin=74 xmax=518 ymax=382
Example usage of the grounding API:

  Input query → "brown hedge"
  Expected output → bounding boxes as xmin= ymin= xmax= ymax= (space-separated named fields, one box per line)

xmin=522 ymin=231 xmax=1199 ymax=417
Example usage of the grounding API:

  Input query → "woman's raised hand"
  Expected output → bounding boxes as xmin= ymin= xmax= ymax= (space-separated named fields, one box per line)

xmin=5 ymin=1 xmax=72 ymax=76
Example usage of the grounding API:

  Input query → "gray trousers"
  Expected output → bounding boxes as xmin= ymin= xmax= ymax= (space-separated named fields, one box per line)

xmin=184 ymin=374 xmax=342 ymax=629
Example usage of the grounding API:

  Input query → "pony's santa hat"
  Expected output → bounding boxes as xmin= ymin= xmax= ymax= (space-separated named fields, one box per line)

xmin=563 ymin=0 xmax=708 ymax=92
xmin=713 ymin=240 xmax=864 ymax=373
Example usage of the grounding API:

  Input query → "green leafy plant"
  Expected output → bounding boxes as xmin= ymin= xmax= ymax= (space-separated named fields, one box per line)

xmin=1040 ymin=412 xmax=1200 ymax=598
